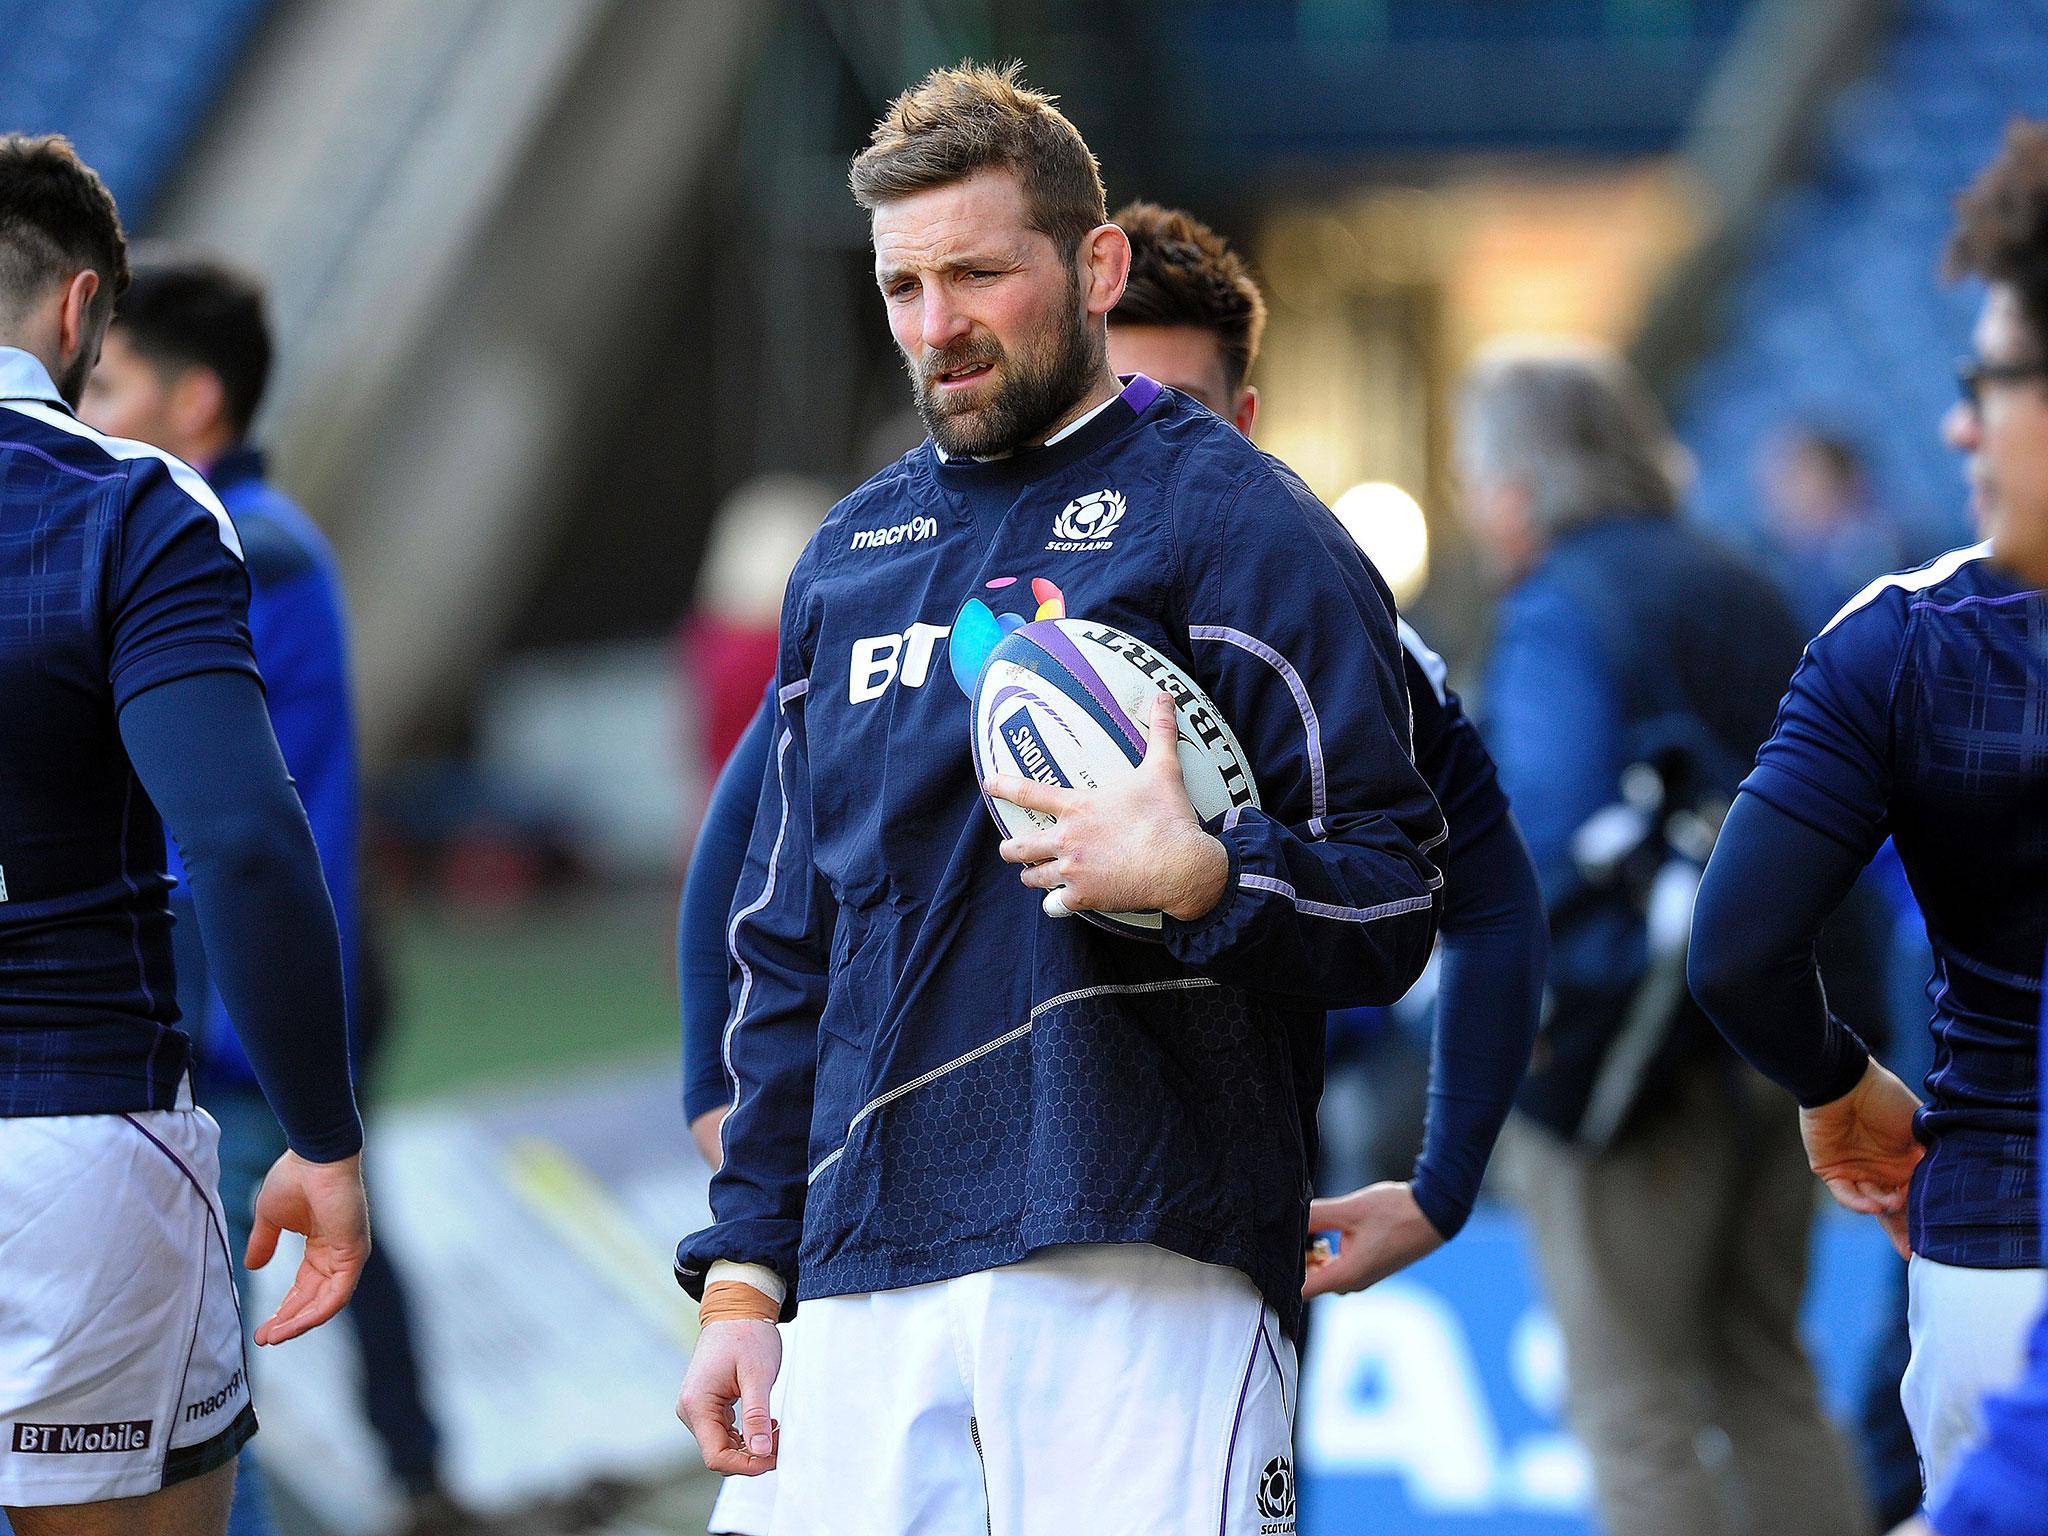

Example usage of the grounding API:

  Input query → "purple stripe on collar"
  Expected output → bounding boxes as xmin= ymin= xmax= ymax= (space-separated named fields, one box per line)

xmin=1119 ymin=373 xmax=1163 ymax=416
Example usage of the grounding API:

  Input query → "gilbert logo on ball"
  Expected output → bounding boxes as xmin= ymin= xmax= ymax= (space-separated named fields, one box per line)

xmin=1047 ymin=487 xmax=1125 ymax=551
xmin=950 ymin=576 xmax=1258 ymax=940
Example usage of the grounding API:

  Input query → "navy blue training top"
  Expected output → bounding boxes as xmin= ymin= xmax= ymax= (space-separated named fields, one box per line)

xmin=1740 ymin=542 xmax=2045 ymax=1267
xmin=0 ymin=349 xmax=359 ymax=1157
xmin=678 ymin=377 xmax=1446 ymax=1336
xmin=681 ymin=682 xmax=775 ymax=1125
xmin=0 ymin=346 xmax=257 ymax=1106
xmin=679 ymin=619 xmax=1539 ymax=1239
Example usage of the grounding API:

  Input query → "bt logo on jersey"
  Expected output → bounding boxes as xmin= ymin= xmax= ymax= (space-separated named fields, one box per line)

xmin=848 ymin=622 xmax=951 ymax=703
xmin=848 ymin=575 xmax=1068 ymax=704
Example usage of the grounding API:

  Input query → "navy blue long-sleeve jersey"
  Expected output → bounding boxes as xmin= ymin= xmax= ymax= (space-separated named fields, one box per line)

xmin=680 ymin=632 xmax=1542 ymax=1239
xmin=674 ymin=377 xmax=1447 ymax=1335
xmin=1701 ymin=542 xmax=2044 ymax=1267
xmin=681 ymin=683 xmax=775 ymax=1125
xmin=0 ymin=346 xmax=359 ymax=1158
xmin=1394 ymin=621 xmax=1546 ymax=1237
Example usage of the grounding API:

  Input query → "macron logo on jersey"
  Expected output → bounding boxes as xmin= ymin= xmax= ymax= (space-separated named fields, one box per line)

xmin=850 ymin=515 xmax=937 ymax=552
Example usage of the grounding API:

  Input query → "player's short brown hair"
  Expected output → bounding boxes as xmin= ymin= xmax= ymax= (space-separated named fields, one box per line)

xmin=1947 ymin=118 xmax=2048 ymax=355
xmin=0 ymin=134 xmax=128 ymax=319
xmin=1109 ymin=201 xmax=1267 ymax=395
xmin=116 ymin=249 xmax=273 ymax=438
xmin=849 ymin=62 xmax=1106 ymax=267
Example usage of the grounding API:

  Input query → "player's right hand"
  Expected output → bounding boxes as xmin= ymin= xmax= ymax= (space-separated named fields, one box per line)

xmin=678 ymin=1319 xmax=781 ymax=1475
xmin=1799 ymin=1057 xmax=1923 ymax=1259
xmin=246 ymin=1149 xmax=372 ymax=1345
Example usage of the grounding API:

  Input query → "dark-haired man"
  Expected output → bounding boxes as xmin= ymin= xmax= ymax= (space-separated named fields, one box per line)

xmin=1690 ymin=119 xmax=2048 ymax=1513
xmin=1105 ymin=198 xmax=1547 ymax=1289
xmin=675 ymin=64 xmax=1445 ymax=1534
xmin=0 ymin=136 xmax=366 ymax=1534
xmin=81 ymin=253 xmax=461 ymax=1536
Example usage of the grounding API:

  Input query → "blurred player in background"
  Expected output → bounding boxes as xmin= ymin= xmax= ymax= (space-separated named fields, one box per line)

xmin=1758 ymin=427 xmax=1908 ymax=640
xmin=1690 ymin=119 xmax=2048 ymax=1514
xmin=1463 ymin=339 xmax=1871 ymax=1536
xmin=81 ymin=254 xmax=464 ymax=1536
xmin=0 ymin=135 xmax=366 ymax=1536
xmin=1103 ymin=199 xmax=1547 ymax=1290
xmin=675 ymin=63 xmax=1446 ymax=1535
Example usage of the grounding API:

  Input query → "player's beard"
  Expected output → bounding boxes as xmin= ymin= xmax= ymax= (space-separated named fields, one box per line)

xmin=52 ymin=338 xmax=95 ymax=410
xmin=911 ymin=268 xmax=1102 ymax=458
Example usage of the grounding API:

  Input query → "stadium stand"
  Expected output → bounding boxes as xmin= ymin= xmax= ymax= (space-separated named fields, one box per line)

xmin=1677 ymin=0 xmax=2048 ymax=554
xmin=0 ymin=0 xmax=271 ymax=222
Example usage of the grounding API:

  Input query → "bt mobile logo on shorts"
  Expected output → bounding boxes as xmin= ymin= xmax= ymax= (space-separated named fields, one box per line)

xmin=1046 ymin=488 xmax=1125 ymax=551
xmin=11 ymin=1420 xmax=152 ymax=1455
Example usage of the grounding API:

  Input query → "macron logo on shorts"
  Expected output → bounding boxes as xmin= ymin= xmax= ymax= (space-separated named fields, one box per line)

xmin=184 ymin=1365 xmax=246 ymax=1423
xmin=11 ymin=1420 xmax=152 ymax=1455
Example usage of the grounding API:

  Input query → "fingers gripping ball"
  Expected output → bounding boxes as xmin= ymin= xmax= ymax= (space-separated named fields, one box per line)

xmin=967 ymin=619 xmax=1258 ymax=938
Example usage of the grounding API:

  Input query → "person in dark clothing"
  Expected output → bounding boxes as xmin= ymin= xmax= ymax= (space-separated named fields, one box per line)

xmin=1459 ymin=338 xmax=1870 ymax=1536
xmin=0 ymin=135 xmax=366 ymax=1536
xmin=1692 ymin=119 xmax=2048 ymax=1520
xmin=83 ymin=251 xmax=463 ymax=1536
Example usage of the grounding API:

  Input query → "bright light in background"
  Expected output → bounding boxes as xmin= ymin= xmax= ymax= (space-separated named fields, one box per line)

xmin=1333 ymin=481 xmax=1430 ymax=605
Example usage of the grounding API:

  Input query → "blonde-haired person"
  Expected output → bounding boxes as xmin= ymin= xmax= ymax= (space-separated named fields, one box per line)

xmin=674 ymin=63 xmax=1446 ymax=1535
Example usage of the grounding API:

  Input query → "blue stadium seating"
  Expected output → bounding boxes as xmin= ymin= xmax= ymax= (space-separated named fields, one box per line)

xmin=0 ymin=0 xmax=272 ymax=224
xmin=1675 ymin=0 xmax=2048 ymax=556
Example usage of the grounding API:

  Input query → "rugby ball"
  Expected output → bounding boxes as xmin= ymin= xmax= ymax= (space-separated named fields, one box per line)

xmin=968 ymin=618 xmax=1260 ymax=938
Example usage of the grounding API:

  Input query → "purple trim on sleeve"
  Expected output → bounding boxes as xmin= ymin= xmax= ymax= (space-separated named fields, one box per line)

xmin=1189 ymin=625 xmax=1328 ymax=821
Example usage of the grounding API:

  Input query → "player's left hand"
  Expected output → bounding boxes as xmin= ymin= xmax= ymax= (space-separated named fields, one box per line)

xmin=988 ymin=692 xmax=1228 ymax=922
xmin=246 ymin=1149 xmax=372 ymax=1346
xmin=678 ymin=1319 xmax=781 ymax=1476
xmin=1302 ymin=1181 xmax=1447 ymax=1298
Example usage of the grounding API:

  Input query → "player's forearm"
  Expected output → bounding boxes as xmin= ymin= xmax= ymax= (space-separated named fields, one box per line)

xmin=1688 ymin=792 xmax=1872 ymax=1107
xmin=680 ymin=697 xmax=773 ymax=1122
xmin=120 ymin=671 xmax=361 ymax=1160
xmin=1164 ymin=805 xmax=1443 ymax=1008
xmin=1410 ymin=812 xmax=1546 ymax=1238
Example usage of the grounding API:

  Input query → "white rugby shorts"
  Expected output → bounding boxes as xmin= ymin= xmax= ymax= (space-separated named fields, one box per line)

xmin=1903 ymin=1254 xmax=2048 ymax=1509
xmin=0 ymin=1094 xmax=254 ymax=1506
xmin=760 ymin=1242 xmax=1299 ymax=1536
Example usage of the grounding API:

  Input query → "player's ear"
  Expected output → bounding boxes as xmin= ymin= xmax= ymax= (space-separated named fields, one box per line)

xmin=172 ymin=367 xmax=229 ymax=441
xmin=1233 ymin=386 xmax=1259 ymax=438
xmin=56 ymin=269 xmax=100 ymax=362
xmin=1079 ymin=224 xmax=1130 ymax=318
